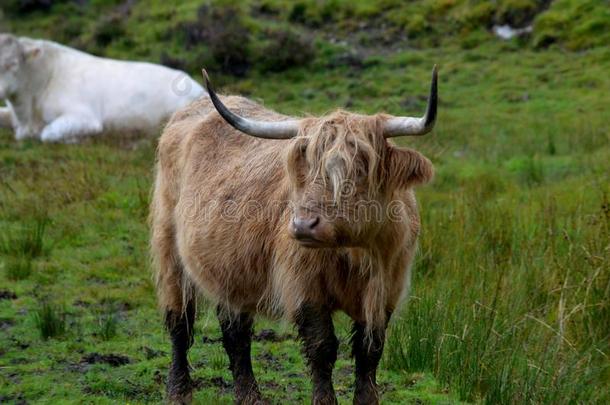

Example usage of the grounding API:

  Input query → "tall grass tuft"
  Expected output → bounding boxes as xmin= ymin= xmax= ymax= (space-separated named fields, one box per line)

xmin=1 ymin=215 xmax=50 ymax=258
xmin=33 ymin=302 xmax=66 ymax=340
xmin=210 ymin=346 xmax=227 ymax=371
xmin=97 ymin=312 xmax=119 ymax=341
xmin=4 ymin=255 xmax=34 ymax=280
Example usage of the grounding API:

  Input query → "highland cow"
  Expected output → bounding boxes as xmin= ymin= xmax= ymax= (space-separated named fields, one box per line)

xmin=151 ymin=67 xmax=438 ymax=404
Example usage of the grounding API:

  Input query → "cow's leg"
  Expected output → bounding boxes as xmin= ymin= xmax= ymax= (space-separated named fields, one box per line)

xmin=40 ymin=113 xmax=103 ymax=143
xmin=217 ymin=307 xmax=263 ymax=404
xmin=295 ymin=304 xmax=338 ymax=405
xmin=166 ymin=298 xmax=196 ymax=404
xmin=351 ymin=315 xmax=391 ymax=405
xmin=152 ymin=182 xmax=197 ymax=404
xmin=0 ymin=107 xmax=12 ymax=129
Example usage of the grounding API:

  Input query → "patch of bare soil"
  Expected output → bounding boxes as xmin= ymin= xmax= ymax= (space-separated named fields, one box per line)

xmin=253 ymin=329 xmax=294 ymax=342
xmin=0 ymin=290 xmax=17 ymax=300
xmin=0 ymin=318 xmax=15 ymax=331
xmin=80 ymin=352 xmax=131 ymax=367
xmin=141 ymin=346 xmax=166 ymax=359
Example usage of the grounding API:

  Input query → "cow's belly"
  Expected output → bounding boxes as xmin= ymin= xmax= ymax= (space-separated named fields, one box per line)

xmin=94 ymin=92 xmax=172 ymax=135
xmin=173 ymin=200 xmax=273 ymax=314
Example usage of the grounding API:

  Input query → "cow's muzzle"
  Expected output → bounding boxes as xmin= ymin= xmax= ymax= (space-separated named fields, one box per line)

xmin=290 ymin=215 xmax=325 ymax=247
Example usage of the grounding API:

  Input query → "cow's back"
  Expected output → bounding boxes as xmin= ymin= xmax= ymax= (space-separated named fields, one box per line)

xmin=159 ymin=96 xmax=292 ymax=202
xmin=34 ymin=38 xmax=204 ymax=135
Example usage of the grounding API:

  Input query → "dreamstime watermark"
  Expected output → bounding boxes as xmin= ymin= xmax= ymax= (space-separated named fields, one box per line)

xmin=175 ymin=180 xmax=408 ymax=224
xmin=171 ymin=73 xmax=195 ymax=97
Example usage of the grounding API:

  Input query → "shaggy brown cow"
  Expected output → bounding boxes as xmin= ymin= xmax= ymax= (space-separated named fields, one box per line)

xmin=151 ymin=67 xmax=438 ymax=404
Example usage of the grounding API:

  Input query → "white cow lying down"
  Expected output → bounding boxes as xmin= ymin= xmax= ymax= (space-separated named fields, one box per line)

xmin=0 ymin=34 xmax=205 ymax=142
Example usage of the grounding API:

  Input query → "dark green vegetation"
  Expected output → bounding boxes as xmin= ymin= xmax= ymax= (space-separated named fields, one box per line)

xmin=1 ymin=1 xmax=609 ymax=403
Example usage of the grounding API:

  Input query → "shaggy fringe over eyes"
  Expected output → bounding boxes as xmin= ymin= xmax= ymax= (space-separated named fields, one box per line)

xmin=287 ymin=111 xmax=389 ymax=202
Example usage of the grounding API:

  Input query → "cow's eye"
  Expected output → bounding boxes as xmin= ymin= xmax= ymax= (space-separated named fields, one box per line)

xmin=353 ymin=168 xmax=368 ymax=185
xmin=356 ymin=154 xmax=369 ymax=176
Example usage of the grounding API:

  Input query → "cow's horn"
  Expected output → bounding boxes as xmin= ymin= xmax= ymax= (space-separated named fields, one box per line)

xmin=202 ymin=69 xmax=299 ymax=139
xmin=384 ymin=65 xmax=438 ymax=137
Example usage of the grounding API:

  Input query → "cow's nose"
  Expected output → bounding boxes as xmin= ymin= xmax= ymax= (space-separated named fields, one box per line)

xmin=292 ymin=216 xmax=320 ymax=237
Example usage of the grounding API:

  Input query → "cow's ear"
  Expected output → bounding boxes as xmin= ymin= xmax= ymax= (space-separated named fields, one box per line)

xmin=286 ymin=138 xmax=309 ymax=187
xmin=387 ymin=146 xmax=434 ymax=189
xmin=21 ymin=42 xmax=42 ymax=60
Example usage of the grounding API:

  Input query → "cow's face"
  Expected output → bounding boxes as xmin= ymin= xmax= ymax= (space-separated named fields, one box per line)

xmin=0 ymin=34 xmax=23 ymax=99
xmin=286 ymin=113 xmax=434 ymax=248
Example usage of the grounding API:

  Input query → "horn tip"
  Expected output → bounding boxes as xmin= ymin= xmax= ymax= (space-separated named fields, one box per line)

xmin=201 ymin=68 xmax=212 ymax=88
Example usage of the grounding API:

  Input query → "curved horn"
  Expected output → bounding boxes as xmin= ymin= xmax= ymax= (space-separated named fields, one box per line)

xmin=384 ymin=65 xmax=438 ymax=137
xmin=202 ymin=69 xmax=299 ymax=139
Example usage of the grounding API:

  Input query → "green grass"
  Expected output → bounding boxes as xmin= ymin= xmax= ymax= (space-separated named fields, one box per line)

xmin=96 ymin=311 xmax=119 ymax=341
xmin=33 ymin=301 xmax=67 ymax=340
xmin=1 ymin=1 xmax=609 ymax=403
xmin=0 ymin=214 xmax=49 ymax=258
xmin=4 ymin=255 xmax=33 ymax=281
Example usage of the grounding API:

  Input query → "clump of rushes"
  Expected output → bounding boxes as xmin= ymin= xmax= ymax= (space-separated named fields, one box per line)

xmin=20 ymin=216 xmax=49 ymax=258
xmin=97 ymin=312 xmax=119 ymax=341
xmin=1 ymin=215 xmax=49 ymax=258
xmin=33 ymin=301 xmax=66 ymax=340
xmin=5 ymin=255 xmax=33 ymax=280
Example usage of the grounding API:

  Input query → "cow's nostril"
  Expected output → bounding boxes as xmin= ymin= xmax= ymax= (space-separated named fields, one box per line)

xmin=309 ymin=216 xmax=320 ymax=229
xmin=292 ymin=216 xmax=320 ymax=235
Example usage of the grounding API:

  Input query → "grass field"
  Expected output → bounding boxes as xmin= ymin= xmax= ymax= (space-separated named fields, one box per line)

xmin=1 ymin=1 xmax=609 ymax=403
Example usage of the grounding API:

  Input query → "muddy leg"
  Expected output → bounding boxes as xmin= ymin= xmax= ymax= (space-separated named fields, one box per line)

xmin=351 ymin=317 xmax=390 ymax=405
xmin=217 ymin=308 xmax=263 ymax=404
xmin=151 ymin=156 xmax=198 ymax=403
xmin=166 ymin=299 xmax=196 ymax=404
xmin=295 ymin=304 xmax=338 ymax=405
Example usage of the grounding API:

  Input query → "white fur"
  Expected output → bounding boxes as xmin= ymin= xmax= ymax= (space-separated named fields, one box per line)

xmin=0 ymin=34 xmax=205 ymax=142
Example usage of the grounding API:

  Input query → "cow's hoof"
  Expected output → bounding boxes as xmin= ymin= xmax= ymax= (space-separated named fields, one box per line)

xmin=353 ymin=386 xmax=379 ymax=405
xmin=168 ymin=390 xmax=192 ymax=405
xmin=313 ymin=392 xmax=339 ymax=405
xmin=236 ymin=386 xmax=267 ymax=405
xmin=235 ymin=385 xmax=271 ymax=405
xmin=238 ymin=396 xmax=268 ymax=405
xmin=167 ymin=371 xmax=193 ymax=404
